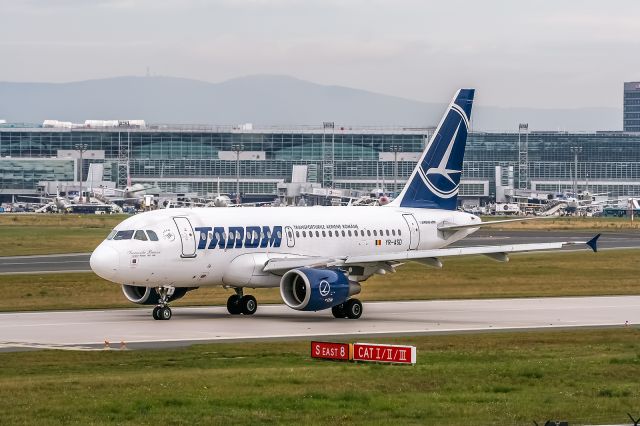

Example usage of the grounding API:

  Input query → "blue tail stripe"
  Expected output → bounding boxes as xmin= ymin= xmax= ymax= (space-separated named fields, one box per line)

xmin=397 ymin=89 xmax=474 ymax=210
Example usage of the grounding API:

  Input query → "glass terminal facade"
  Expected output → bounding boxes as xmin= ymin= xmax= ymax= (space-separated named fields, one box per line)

xmin=624 ymin=82 xmax=640 ymax=132
xmin=2 ymin=126 xmax=640 ymax=201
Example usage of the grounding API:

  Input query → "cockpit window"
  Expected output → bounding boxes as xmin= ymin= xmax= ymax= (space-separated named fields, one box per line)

xmin=106 ymin=230 xmax=117 ymax=240
xmin=146 ymin=230 xmax=159 ymax=241
xmin=134 ymin=230 xmax=148 ymax=241
xmin=113 ymin=230 xmax=135 ymax=240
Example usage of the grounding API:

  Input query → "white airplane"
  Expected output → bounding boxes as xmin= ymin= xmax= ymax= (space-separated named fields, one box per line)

xmin=90 ymin=89 xmax=600 ymax=321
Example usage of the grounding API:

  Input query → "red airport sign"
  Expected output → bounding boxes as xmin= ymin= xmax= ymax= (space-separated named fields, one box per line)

xmin=311 ymin=341 xmax=351 ymax=361
xmin=352 ymin=343 xmax=416 ymax=364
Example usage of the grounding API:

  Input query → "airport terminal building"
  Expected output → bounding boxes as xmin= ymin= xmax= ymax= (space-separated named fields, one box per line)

xmin=2 ymin=124 xmax=640 ymax=203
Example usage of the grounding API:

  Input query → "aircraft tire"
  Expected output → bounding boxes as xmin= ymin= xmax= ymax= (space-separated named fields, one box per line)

xmin=345 ymin=299 xmax=363 ymax=320
xmin=241 ymin=295 xmax=258 ymax=315
xmin=152 ymin=306 xmax=161 ymax=320
xmin=331 ymin=303 xmax=347 ymax=319
xmin=227 ymin=295 xmax=242 ymax=315
xmin=159 ymin=306 xmax=172 ymax=320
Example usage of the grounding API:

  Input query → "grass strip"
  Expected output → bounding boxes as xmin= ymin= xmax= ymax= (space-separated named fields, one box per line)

xmin=0 ymin=329 xmax=638 ymax=424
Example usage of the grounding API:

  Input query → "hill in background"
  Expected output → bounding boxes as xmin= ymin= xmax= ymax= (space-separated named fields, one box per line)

xmin=0 ymin=75 xmax=621 ymax=131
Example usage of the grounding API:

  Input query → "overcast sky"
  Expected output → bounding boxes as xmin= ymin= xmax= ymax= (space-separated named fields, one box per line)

xmin=1 ymin=0 xmax=638 ymax=108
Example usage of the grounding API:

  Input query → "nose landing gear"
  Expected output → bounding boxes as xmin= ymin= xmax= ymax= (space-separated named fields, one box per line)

xmin=152 ymin=287 xmax=174 ymax=320
xmin=226 ymin=288 xmax=258 ymax=315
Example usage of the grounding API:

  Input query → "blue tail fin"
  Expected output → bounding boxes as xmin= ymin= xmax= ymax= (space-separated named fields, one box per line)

xmin=392 ymin=89 xmax=474 ymax=210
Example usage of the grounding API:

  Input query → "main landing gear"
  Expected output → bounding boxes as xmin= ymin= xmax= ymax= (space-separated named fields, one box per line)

xmin=226 ymin=288 xmax=258 ymax=316
xmin=331 ymin=298 xmax=363 ymax=320
xmin=152 ymin=287 xmax=173 ymax=320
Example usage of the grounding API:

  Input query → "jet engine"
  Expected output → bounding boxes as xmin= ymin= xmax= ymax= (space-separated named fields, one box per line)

xmin=121 ymin=285 xmax=192 ymax=305
xmin=280 ymin=268 xmax=361 ymax=311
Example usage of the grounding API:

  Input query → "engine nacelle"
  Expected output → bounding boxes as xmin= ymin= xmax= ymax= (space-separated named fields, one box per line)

xmin=280 ymin=268 xmax=361 ymax=311
xmin=121 ymin=285 xmax=192 ymax=305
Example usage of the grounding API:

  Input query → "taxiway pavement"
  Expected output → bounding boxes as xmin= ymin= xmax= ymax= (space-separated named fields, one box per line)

xmin=1 ymin=296 xmax=638 ymax=351
xmin=1 ymin=230 xmax=639 ymax=275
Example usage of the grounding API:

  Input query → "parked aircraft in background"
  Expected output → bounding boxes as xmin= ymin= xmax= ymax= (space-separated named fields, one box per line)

xmin=90 ymin=89 xmax=599 ymax=321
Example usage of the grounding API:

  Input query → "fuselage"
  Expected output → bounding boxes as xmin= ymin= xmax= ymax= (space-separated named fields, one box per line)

xmin=90 ymin=205 xmax=480 ymax=288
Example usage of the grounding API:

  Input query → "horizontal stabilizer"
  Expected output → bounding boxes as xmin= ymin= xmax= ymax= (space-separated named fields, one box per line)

xmin=437 ymin=216 xmax=550 ymax=231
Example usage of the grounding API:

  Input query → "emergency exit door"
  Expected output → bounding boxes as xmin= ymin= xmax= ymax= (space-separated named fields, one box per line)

xmin=402 ymin=214 xmax=420 ymax=250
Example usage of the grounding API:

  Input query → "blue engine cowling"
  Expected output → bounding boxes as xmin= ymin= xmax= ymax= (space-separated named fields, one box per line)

xmin=121 ymin=285 xmax=194 ymax=305
xmin=280 ymin=268 xmax=361 ymax=311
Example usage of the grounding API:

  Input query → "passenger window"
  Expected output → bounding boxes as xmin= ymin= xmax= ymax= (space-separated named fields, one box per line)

xmin=147 ymin=230 xmax=159 ymax=241
xmin=315 ymin=231 xmax=319 ymax=237
xmin=398 ymin=229 xmax=402 ymax=236
xmin=367 ymin=230 xmax=371 ymax=236
xmin=360 ymin=230 xmax=365 ymax=237
xmin=277 ymin=230 xmax=282 ymax=239
xmin=386 ymin=230 xmax=390 ymax=236
xmin=348 ymin=230 xmax=352 ymax=237
xmin=328 ymin=230 xmax=332 ymax=237
xmin=134 ymin=230 xmax=148 ymax=241
xmin=296 ymin=231 xmax=300 ymax=238
xmin=106 ymin=230 xmax=117 ymax=240
xmin=215 ymin=232 xmax=221 ymax=240
xmin=309 ymin=231 xmax=313 ymax=238
xmin=302 ymin=231 xmax=307 ymax=237
xmin=373 ymin=230 xmax=377 ymax=236
xmin=113 ymin=230 xmax=134 ymax=240
xmin=322 ymin=231 xmax=326 ymax=237
xmin=341 ymin=230 xmax=346 ymax=237
xmin=392 ymin=229 xmax=396 ymax=236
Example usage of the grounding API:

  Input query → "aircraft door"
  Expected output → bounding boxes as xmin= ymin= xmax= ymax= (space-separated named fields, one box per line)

xmin=285 ymin=226 xmax=295 ymax=248
xmin=402 ymin=214 xmax=420 ymax=250
xmin=173 ymin=217 xmax=197 ymax=258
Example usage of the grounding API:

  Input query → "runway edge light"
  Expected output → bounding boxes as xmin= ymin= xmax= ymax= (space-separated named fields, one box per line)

xmin=352 ymin=343 xmax=417 ymax=365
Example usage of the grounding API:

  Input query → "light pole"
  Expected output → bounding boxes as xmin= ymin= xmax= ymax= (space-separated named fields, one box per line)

xmin=389 ymin=145 xmax=401 ymax=194
xmin=570 ymin=146 xmax=582 ymax=197
xmin=231 ymin=143 xmax=244 ymax=204
xmin=74 ymin=143 xmax=88 ymax=203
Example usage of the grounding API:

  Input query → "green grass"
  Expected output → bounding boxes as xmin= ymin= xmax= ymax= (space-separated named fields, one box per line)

xmin=1 ymin=249 xmax=638 ymax=312
xmin=0 ymin=214 xmax=638 ymax=256
xmin=0 ymin=214 xmax=124 ymax=256
xmin=1 ymin=329 xmax=639 ymax=424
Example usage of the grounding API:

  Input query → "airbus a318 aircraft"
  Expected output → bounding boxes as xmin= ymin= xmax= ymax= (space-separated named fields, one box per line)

xmin=90 ymin=89 xmax=600 ymax=321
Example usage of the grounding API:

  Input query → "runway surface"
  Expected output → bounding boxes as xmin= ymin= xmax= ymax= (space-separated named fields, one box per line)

xmin=1 ymin=296 xmax=638 ymax=351
xmin=1 ymin=230 xmax=639 ymax=275
xmin=0 ymin=253 xmax=91 ymax=275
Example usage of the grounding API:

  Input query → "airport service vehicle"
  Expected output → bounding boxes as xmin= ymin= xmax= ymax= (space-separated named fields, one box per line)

xmin=90 ymin=89 xmax=599 ymax=320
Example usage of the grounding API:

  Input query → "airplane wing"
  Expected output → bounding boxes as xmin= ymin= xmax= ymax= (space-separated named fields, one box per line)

xmin=261 ymin=234 xmax=600 ymax=273
xmin=262 ymin=256 xmax=338 ymax=272
xmin=345 ymin=234 xmax=599 ymax=266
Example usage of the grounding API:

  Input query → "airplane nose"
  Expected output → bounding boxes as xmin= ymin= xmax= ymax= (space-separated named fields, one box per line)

xmin=90 ymin=244 xmax=120 ymax=281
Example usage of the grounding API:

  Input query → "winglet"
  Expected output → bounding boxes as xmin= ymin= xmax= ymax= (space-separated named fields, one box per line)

xmin=586 ymin=233 xmax=601 ymax=252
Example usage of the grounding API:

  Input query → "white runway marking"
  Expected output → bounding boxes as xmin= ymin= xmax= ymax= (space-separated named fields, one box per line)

xmin=1 ymin=296 xmax=639 ymax=351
